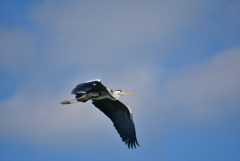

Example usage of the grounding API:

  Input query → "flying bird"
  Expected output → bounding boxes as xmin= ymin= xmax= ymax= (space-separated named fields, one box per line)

xmin=60 ymin=79 xmax=139 ymax=149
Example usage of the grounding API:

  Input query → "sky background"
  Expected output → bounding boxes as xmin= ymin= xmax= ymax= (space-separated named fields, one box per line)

xmin=0 ymin=0 xmax=240 ymax=160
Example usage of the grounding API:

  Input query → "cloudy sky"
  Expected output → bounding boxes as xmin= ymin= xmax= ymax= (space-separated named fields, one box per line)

xmin=0 ymin=0 xmax=240 ymax=160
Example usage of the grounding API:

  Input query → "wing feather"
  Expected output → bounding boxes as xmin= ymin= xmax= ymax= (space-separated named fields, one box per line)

xmin=92 ymin=99 xmax=139 ymax=149
xmin=71 ymin=79 xmax=101 ymax=94
xmin=72 ymin=79 xmax=116 ymax=100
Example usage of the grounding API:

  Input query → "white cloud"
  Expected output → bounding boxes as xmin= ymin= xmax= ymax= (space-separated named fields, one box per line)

xmin=28 ymin=0 xmax=208 ymax=65
xmin=160 ymin=47 xmax=240 ymax=122
xmin=0 ymin=28 xmax=37 ymax=70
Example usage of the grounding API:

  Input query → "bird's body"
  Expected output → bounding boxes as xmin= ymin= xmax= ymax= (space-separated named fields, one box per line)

xmin=60 ymin=79 xmax=139 ymax=149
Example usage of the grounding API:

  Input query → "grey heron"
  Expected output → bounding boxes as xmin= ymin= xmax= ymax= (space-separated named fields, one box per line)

xmin=60 ymin=79 xmax=139 ymax=149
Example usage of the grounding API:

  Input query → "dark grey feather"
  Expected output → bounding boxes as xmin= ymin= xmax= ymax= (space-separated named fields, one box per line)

xmin=71 ymin=80 xmax=101 ymax=94
xmin=72 ymin=80 xmax=115 ymax=100
xmin=92 ymin=99 xmax=139 ymax=149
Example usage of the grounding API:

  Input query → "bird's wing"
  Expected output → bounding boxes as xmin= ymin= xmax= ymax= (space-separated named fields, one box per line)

xmin=92 ymin=99 xmax=139 ymax=149
xmin=72 ymin=79 xmax=115 ymax=100
xmin=71 ymin=79 xmax=104 ymax=94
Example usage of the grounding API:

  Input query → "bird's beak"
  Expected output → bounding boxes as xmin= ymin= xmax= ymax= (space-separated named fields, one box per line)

xmin=123 ymin=92 xmax=134 ymax=95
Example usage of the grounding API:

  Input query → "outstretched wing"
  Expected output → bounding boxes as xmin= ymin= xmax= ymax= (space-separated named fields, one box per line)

xmin=72 ymin=79 xmax=115 ymax=100
xmin=92 ymin=99 xmax=139 ymax=149
xmin=71 ymin=79 xmax=103 ymax=94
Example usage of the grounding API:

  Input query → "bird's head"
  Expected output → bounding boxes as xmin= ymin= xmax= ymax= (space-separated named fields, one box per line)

xmin=114 ymin=90 xmax=134 ymax=96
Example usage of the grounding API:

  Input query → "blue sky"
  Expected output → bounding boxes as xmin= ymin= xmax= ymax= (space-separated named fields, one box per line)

xmin=0 ymin=0 xmax=240 ymax=161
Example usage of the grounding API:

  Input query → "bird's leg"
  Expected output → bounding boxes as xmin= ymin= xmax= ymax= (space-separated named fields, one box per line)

xmin=60 ymin=95 xmax=87 ymax=105
xmin=60 ymin=99 xmax=78 ymax=104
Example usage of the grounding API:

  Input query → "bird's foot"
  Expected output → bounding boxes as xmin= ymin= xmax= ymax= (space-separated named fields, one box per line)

xmin=60 ymin=100 xmax=71 ymax=104
xmin=60 ymin=99 xmax=78 ymax=104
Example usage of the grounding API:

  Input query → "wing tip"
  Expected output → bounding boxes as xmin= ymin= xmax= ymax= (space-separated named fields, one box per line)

xmin=125 ymin=139 xmax=140 ymax=149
